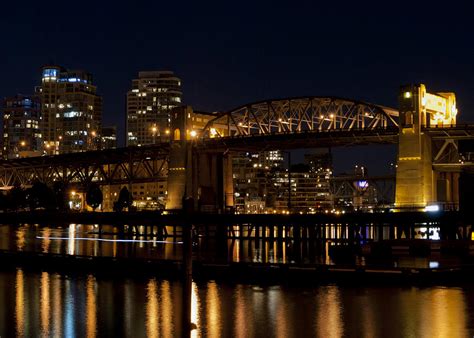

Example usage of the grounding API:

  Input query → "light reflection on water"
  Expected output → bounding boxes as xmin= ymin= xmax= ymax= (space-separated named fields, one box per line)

xmin=0 ymin=269 xmax=470 ymax=336
xmin=0 ymin=223 xmax=463 ymax=269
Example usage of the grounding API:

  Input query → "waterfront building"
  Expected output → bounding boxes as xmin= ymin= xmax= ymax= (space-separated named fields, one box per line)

xmin=233 ymin=151 xmax=284 ymax=214
xmin=36 ymin=65 xmax=102 ymax=154
xmin=269 ymin=151 xmax=333 ymax=214
xmin=101 ymin=126 xmax=117 ymax=149
xmin=1 ymin=94 xmax=42 ymax=159
xmin=332 ymin=165 xmax=379 ymax=211
xmin=126 ymin=71 xmax=182 ymax=146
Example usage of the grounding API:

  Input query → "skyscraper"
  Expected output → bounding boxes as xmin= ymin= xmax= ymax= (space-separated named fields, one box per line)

xmin=126 ymin=71 xmax=182 ymax=146
xmin=36 ymin=65 xmax=102 ymax=154
xmin=1 ymin=94 xmax=42 ymax=159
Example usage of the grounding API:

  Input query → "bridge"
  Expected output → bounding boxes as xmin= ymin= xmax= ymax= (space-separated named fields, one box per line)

xmin=1 ymin=84 xmax=474 ymax=212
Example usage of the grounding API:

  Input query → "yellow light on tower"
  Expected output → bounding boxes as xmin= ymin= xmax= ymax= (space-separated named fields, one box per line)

xmin=404 ymin=91 xmax=412 ymax=99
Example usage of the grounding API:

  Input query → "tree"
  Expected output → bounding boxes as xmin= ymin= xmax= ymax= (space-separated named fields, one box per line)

xmin=27 ymin=181 xmax=55 ymax=210
xmin=7 ymin=184 xmax=26 ymax=211
xmin=53 ymin=181 xmax=68 ymax=211
xmin=86 ymin=183 xmax=103 ymax=211
xmin=114 ymin=186 xmax=132 ymax=212
xmin=0 ymin=192 xmax=7 ymax=212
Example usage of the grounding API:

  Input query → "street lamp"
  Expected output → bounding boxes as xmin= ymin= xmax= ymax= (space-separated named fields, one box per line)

xmin=151 ymin=126 xmax=158 ymax=143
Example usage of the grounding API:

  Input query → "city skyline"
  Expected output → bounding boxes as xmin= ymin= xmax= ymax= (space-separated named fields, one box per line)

xmin=0 ymin=3 xmax=473 ymax=337
xmin=1 ymin=2 xmax=473 ymax=134
xmin=2 ymin=2 xmax=473 ymax=175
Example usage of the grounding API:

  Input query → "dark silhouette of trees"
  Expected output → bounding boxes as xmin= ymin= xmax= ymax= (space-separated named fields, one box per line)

xmin=113 ymin=186 xmax=133 ymax=212
xmin=86 ymin=183 xmax=103 ymax=211
xmin=0 ymin=192 xmax=7 ymax=212
xmin=7 ymin=184 xmax=26 ymax=211
xmin=27 ymin=181 xmax=55 ymax=210
xmin=53 ymin=181 xmax=69 ymax=211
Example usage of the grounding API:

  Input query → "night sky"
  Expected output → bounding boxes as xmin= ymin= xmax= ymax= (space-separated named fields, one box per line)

xmin=1 ymin=1 xmax=473 ymax=174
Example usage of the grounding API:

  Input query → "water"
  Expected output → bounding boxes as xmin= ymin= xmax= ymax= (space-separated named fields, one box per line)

xmin=0 ymin=223 xmax=458 ymax=269
xmin=0 ymin=223 xmax=472 ymax=336
xmin=0 ymin=268 xmax=472 ymax=337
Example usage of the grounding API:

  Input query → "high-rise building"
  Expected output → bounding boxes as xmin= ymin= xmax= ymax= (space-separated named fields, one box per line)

xmin=36 ymin=65 xmax=102 ymax=154
xmin=126 ymin=71 xmax=182 ymax=146
xmin=1 ymin=94 xmax=42 ymax=159
xmin=232 ymin=151 xmax=284 ymax=214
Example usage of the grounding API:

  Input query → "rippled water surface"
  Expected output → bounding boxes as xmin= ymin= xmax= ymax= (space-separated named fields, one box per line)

xmin=0 ymin=223 xmax=472 ymax=337
xmin=0 ymin=269 xmax=473 ymax=337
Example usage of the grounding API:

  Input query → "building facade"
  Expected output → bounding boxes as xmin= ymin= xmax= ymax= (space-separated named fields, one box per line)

xmin=1 ymin=94 xmax=42 ymax=159
xmin=36 ymin=65 xmax=102 ymax=154
xmin=101 ymin=126 xmax=117 ymax=149
xmin=126 ymin=71 xmax=182 ymax=146
xmin=232 ymin=151 xmax=284 ymax=214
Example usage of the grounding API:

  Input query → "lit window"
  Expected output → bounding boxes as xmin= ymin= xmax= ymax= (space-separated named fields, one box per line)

xmin=42 ymin=68 xmax=58 ymax=78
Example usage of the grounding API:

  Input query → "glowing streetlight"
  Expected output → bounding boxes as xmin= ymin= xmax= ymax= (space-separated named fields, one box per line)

xmin=20 ymin=141 xmax=26 ymax=147
xmin=190 ymin=130 xmax=197 ymax=138
xmin=151 ymin=126 xmax=158 ymax=143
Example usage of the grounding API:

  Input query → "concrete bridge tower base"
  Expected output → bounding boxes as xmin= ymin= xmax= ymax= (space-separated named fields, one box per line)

xmin=165 ymin=106 xmax=234 ymax=212
xmin=395 ymin=84 xmax=435 ymax=209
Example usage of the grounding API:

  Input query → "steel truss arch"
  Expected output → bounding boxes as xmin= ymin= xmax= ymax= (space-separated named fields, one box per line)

xmin=0 ymin=144 xmax=170 ymax=188
xmin=202 ymin=96 xmax=399 ymax=138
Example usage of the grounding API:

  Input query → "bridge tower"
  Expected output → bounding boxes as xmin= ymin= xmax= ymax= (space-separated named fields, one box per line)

xmin=395 ymin=84 xmax=457 ymax=209
xmin=165 ymin=106 xmax=191 ymax=210
xmin=166 ymin=106 xmax=234 ymax=212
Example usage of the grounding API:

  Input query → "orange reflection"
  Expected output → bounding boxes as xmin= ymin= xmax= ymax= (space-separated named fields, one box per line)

xmin=41 ymin=228 xmax=51 ymax=253
xmin=52 ymin=273 xmax=62 ymax=337
xmin=272 ymin=290 xmax=288 ymax=338
xmin=357 ymin=291 xmax=375 ymax=337
xmin=40 ymin=271 xmax=50 ymax=336
xmin=232 ymin=240 xmax=240 ymax=263
xmin=206 ymin=282 xmax=221 ymax=338
xmin=86 ymin=275 xmax=97 ymax=338
xmin=316 ymin=286 xmax=344 ymax=337
xmin=146 ymin=278 xmax=159 ymax=338
xmin=15 ymin=269 xmax=25 ymax=336
xmin=191 ymin=282 xmax=200 ymax=338
xmin=160 ymin=280 xmax=172 ymax=337
xmin=68 ymin=224 xmax=76 ymax=255
xmin=233 ymin=285 xmax=249 ymax=338
xmin=419 ymin=288 xmax=467 ymax=337
xmin=16 ymin=225 xmax=26 ymax=251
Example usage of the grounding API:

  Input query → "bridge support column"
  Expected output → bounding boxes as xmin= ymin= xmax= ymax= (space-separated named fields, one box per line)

xmin=166 ymin=141 xmax=190 ymax=210
xmin=166 ymin=106 xmax=195 ymax=211
xmin=192 ymin=152 xmax=234 ymax=213
xmin=396 ymin=84 xmax=458 ymax=210
xmin=395 ymin=84 xmax=435 ymax=209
